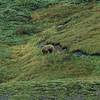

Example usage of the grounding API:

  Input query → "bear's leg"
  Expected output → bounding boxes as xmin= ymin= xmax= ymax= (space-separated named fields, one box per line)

xmin=48 ymin=48 xmax=53 ymax=53
xmin=42 ymin=49 xmax=48 ymax=54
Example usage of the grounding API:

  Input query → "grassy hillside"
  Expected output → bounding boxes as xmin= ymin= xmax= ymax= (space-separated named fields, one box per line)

xmin=0 ymin=0 xmax=100 ymax=99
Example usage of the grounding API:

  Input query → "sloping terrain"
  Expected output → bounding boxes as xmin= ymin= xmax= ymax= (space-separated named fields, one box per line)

xmin=0 ymin=0 xmax=100 ymax=99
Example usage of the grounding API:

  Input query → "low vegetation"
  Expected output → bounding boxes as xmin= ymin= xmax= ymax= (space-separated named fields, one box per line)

xmin=0 ymin=0 xmax=100 ymax=99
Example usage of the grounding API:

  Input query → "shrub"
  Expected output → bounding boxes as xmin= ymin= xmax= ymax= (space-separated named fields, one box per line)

xmin=15 ymin=0 xmax=70 ymax=8
xmin=15 ymin=0 xmax=97 ymax=7
xmin=15 ymin=26 xmax=34 ymax=35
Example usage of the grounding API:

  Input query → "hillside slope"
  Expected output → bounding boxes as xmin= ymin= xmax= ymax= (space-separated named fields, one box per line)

xmin=0 ymin=1 xmax=100 ymax=99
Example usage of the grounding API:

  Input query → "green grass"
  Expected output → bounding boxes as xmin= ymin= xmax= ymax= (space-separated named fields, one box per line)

xmin=0 ymin=0 xmax=100 ymax=99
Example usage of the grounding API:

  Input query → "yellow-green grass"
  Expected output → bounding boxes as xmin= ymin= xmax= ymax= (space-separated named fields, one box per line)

xmin=33 ymin=4 xmax=100 ymax=54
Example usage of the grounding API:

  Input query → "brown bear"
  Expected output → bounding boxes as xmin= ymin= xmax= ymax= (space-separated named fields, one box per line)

xmin=42 ymin=44 xmax=55 ymax=54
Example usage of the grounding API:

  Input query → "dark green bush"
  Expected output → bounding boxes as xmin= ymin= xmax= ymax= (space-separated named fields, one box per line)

xmin=15 ymin=0 xmax=96 ymax=7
